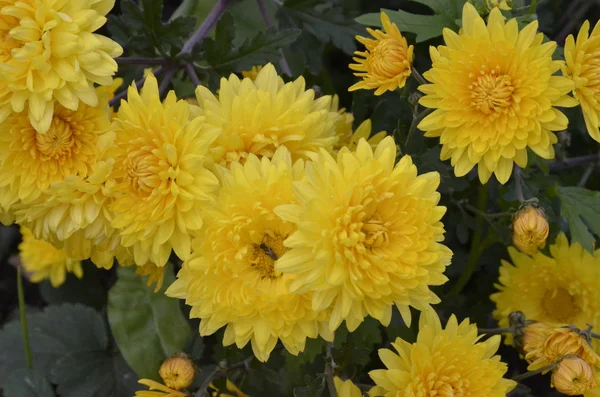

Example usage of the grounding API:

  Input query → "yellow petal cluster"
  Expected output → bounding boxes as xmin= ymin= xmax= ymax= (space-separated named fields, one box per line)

xmin=0 ymin=0 xmax=123 ymax=134
xmin=563 ymin=20 xmax=600 ymax=142
xmin=166 ymin=148 xmax=332 ymax=362
xmin=109 ymin=73 xmax=219 ymax=267
xmin=492 ymin=234 xmax=600 ymax=340
xmin=552 ymin=356 xmax=598 ymax=396
xmin=240 ymin=65 xmax=263 ymax=81
xmin=194 ymin=63 xmax=338 ymax=166
xmin=485 ymin=0 xmax=512 ymax=11
xmin=275 ymin=137 xmax=452 ymax=332
xmin=511 ymin=204 xmax=549 ymax=255
xmin=349 ymin=12 xmax=413 ymax=95
xmin=19 ymin=226 xmax=82 ymax=287
xmin=369 ymin=309 xmax=516 ymax=396
xmin=209 ymin=379 xmax=247 ymax=397
xmin=334 ymin=377 xmax=363 ymax=397
xmin=418 ymin=3 xmax=577 ymax=184
xmin=135 ymin=379 xmax=187 ymax=397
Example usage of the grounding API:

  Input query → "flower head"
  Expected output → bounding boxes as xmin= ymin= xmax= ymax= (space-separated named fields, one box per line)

xmin=0 ymin=0 xmax=122 ymax=133
xmin=166 ymin=148 xmax=331 ymax=362
xmin=369 ymin=309 xmax=516 ymax=396
xmin=349 ymin=12 xmax=414 ymax=95
xmin=563 ymin=20 xmax=600 ymax=142
xmin=275 ymin=137 xmax=452 ymax=332
xmin=512 ymin=203 xmax=549 ymax=255
xmin=334 ymin=377 xmax=363 ymax=397
xmin=492 ymin=234 xmax=600 ymax=341
xmin=19 ymin=226 xmax=82 ymax=287
xmin=159 ymin=355 xmax=195 ymax=390
xmin=194 ymin=63 xmax=338 ymax=167
xmin=418 ymin=3 xmax=577 ymax=184
xmin=552 ymin=356 xmax=597 ymax=396
xmin=109 ymin=73 xmax=219 ymax=267
xmin=135 ymin=379 xmax=187 ymax=397
xmin=241 ymin=65 xmax=263 ymax=80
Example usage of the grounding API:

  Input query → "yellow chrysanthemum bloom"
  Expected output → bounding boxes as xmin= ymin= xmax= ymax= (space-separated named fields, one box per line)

xmin=209 ymin=379 xmax=247 ymax=397
xmin=194 ymin=63 xmax=338 ymax=166
xmin=0 ymin=85 xmax=113 ymax=212
xmin=135 ymin=379 xmax=187 ymax=397
xmin=159 ymin=356 xmax=195 ymax=390
xmin=166 ymin=147 xmax=332 ymax=362
xmin=511 ymin=204 xmax=549 ymax=255
xmin=563 ymin=20 xmax=600 ymax=142
xmin=109 ymin=73 xmax=219 ymax=267
xmin=334 ymin=377 xmax=363 ymax=397
xmin=492 ymin=234 xmax=600 ymax=341
xmin=349 ymin=12 xmax=414 ymax=95
xmin=19 ymin=227 xmax=82 ymax=288
xmin=552 ymin=356 xmax=598 ymax=396
xmin=330 ymin=95 xmax=387 ymax=152
xmin=15 ymin=159 xmax=118 ymax=269
xmin=135 ymin=262 xmax=166 ymax=293
xmin=241 ymin=65 xmax=263 ymax=80
xmin=275 ymin=137 xmax=452 ymax=332
xmin=0 ymin=0 xmax=122 ymax=134
xmin=369 ymin=309 xmax=516 ymax=396
xmin=418 ymin=3 xmax=578 ymax=184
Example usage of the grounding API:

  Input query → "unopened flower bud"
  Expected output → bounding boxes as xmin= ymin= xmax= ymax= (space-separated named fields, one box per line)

xmin=512 ymin=203 xmax=549 ymax=255
xmin=159 ymin=354 xmax=195 ymax=390
xmin=552 ymin=356 xmax=597 ymax=395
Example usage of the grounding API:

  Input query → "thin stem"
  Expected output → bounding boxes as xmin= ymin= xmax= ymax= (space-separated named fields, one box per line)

xmin=194 ymin=357 xmax=253 ymax=397
xmin=549 ymin=153 xmax=600 ymax=172
xmin=405 ymin=108 xmax=433 ymax=148
xmin=449 ymin=183 xmax=489 ymax=295
xmin=195 ymin=366 xmax=220 ymax=397
xmin=325 ymin=343 xmax=337 ymax=397
xmin=411 ymin=67 xmax=427 ymax=86
xmin=256 ymin=0 xmax=292 ymax=76
xmin=180 ymin=0 xmax=232 ymax=55
xmin=108 ymin=66 xmax=165 ymax=108
xmin=159 ymin=67 xmax=176 ymax=98
xmin=184 ymin=63 xmax=202 ymax=87
xmin=115 ymin=57 xmax=171 ymax=66
xmin=513 ymin=166 xmax=525 ymax=203
xmin=478 ymin=327 xmax=512 ymax=335
xmin=578 ymin=163 xmax=596 ymax=187
xmin=463 ymin=203 xmax=513 ymax=220
xmin=590 ymin=332 xmax=600 ymax=339
xmin=512 ymin=364 xmax=556 ymax=382
xmin=17 ymin=267 xmax=33 ymax=369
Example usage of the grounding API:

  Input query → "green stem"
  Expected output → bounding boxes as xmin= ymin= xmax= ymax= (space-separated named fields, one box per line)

xmin=512 ymin=364 xmax=556 ymax=382
xmin=449 ymin=183 xmax=489 ymax=295
xmin=405 ymin=108 xmax=433 ymax=149
xmin=17 ymin=267 xmax=33 ymax=369
xmin=478 ymin=327 xmax=511 ymax=335
xmin=411 ymin=67 xmax=427 ymax=86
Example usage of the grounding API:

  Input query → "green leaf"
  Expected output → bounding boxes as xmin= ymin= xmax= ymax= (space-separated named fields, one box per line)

xmin=108 ymin=264 xmax=191 ymax=379
xmin=293 ymin=375 xmax=325 ymax=397
xmin=3 ymin=368 xmax=54 ymax=397
xmin=555 ymin=186 xmax=600 ymax=252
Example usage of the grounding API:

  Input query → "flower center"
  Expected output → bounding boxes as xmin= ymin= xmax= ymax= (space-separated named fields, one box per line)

xmin=250 ymin=233 xmax=287 ymax=279
xmin=126 ymin=152 xmax=155 ymax=195
xmin=362 ymin=213 xmax=390 ymax=249
xmin=35 ymin=117 xmax=76 ymax=160
xmin=541 ymin=287 xmax=580 ymax=323
xmin=469 ymin=67 xmax=514 ymax=114
xmin=369 ymin=38 xmax=409 ymax=78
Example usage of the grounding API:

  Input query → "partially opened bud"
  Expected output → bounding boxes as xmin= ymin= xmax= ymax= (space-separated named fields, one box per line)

xmin=522 ymin=322 xmax=554 ymax=366
xmin=159 ymin=355 xmax=195 ymax=390
xmin=552 ymin=356 xmax=597 ymax=395
xmin=512 ymin=204 xmax=549 ymax=255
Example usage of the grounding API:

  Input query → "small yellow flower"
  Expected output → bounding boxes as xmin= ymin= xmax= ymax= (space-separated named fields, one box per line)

xmin=563 ymin=20 xmax=600 ymax=142
xmin=135 ymin=263 xmax=166 ymax=293
xmin=209 ymin=379 xmax=247 ymax=397
xmin=485 ymin=0 xmax=512 ymax=11
xmin=159 ymin=356 xmax=195 ymax=390
xmin=369 ymin=308 xmax=516 ymax=396
xmin=241 ymin=65 xmax=263 ymax=80
xmin=512 ymin=204 xmax=549 ymax=255
xmin=552 ymin=356 xmax=597 ymax=396
xmin=135 ymin=379 xmax=188 ymax=397
xmin=19 ymin=227 xmax=82 ymax=288
xmin=334 ymin=377 xmax=363 ymax=397
xmin=349 ymin=12 xmax=414 ymax=95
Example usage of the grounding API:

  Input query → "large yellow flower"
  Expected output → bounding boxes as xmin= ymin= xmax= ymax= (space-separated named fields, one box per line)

xmin=369 ymin=309 xmax=516 ymax=396
xmin=492 ymin=234 xmax=600 ymax=337
xmin=349 ymin=12 xmax=414 ymax=95
xmin=194 ymin=63 xmax=339 ymax=166
xmin=0 ymin=85 xmax=112 ymax=212
xmin=109 ymin=73 xmax=219 ymax=267
xmin=275 ymin=137 xmax=452 ymax=332
xmin=166 ymin=148 xmax=332 ymax=362
xmin=0 ymin=0 xmax=122 ymax=134
xmin=19 ymin=226 xmax=82 ymax=287
xmin=563 ymin=20 xmax=600 ymax=142
xmin=417 ymin=3 xmax=577 ymax=184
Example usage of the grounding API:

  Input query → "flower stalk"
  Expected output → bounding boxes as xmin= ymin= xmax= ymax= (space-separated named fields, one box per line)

xmin=256 ymin=0 xmax=292 ymax=76
xmin=325 ymin=343 xmax=338 ymax=397
xmin=17 ymin=267 xmax=33 ymax=369
xmin=512 ymin=364 xmax=557 ymax=382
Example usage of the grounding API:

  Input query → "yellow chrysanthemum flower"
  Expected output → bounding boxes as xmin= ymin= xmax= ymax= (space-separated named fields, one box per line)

xmin=349 ymin=12 xmax=414 ymax=95
xmin=194 ymin=63 xmax=338 ymax=166
xmin=166 ymin=148 xmax=332 ymax=362
xmin=563 ymin=20 xmax=600 ymax=142
xmin=19 ymin=226 xmax=82 ymax=287
xmin=330 ymin=95 xmax=387 ymax=152
xmin=15 ymin=159 xmax=118 ymax=269
xmin=334 ymin=377 xmax=363 ymax=397
xmin=0 ymin=85 xmax=113 ymax=212
xmin=369 ymin=309 xmax=516 ymax=396
xmin=552 ymin=356 xmax=598 ymax=396
xmin=109 ymin=73 xmax=219 ymax=267
xmin=492 ymin=234 xmax=600 ymax=340
xmin=418 ymin=3 xmax=578 ymax=184
xmin=275 ymin=137 xmax=452 ymax=332
xmin=511 ymin=204 xmax=549 ymax=255
xmin=135 ymin=379 xmax=187 ymax=397
xmin=0 ymin=0 xmax=122 ymax=134
xmin=241 ymin=65 xmax=263 ymax=80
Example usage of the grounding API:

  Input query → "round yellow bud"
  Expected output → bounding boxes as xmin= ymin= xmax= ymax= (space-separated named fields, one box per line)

xmin=552 ymin=356 xmax=597 ymax=395
xmin=512 ymin=204 xmax=549 ymax=255
xmin=159 ymin=355 xmax=195 ymax=390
